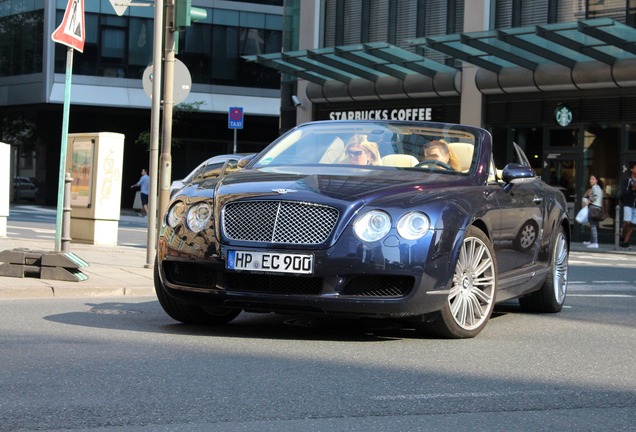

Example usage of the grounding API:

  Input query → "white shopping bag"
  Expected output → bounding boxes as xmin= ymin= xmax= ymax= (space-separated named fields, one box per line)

xmin=575 ymin=206 xmax=588 ymax=224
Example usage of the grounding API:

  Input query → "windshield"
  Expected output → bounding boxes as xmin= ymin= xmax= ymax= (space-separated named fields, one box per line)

xmin=254 ymin=121 xmax=478 ymax=174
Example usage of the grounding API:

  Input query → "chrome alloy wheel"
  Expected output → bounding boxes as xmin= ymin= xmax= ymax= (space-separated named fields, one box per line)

xmin=449 ymin=235 xmax=496 ymax=331
xmin=552 ymin=231 xmax=568 ymax=305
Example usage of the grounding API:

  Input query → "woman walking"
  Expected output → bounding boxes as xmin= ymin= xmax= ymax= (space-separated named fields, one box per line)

xmin=585 ymin=175 xmax=604 ymax=249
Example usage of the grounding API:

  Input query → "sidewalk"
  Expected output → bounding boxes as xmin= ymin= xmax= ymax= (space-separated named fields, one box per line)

xmin=0 ymin=233 xmax=634 ymax=299
xmin=0 ymin=235 xmax=154 ymax=299
xmin=569 ymin=241 xmax=636 ymax=254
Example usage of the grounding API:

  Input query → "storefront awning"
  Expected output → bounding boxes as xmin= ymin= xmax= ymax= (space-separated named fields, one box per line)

xmin=413 ymin=17 xmax=636 ymax=94
xmin=244 ymin=42 xmax=461 ymax=102
xmin=245 ymin=18 xmax=636 ymax=102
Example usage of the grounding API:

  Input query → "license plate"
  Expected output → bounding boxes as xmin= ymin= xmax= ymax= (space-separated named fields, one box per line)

xmin=227 ymin=250 xmax=314 ymax=275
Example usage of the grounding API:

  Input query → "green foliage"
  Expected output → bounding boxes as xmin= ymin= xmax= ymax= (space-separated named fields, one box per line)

xmin=134 ymin=101 xmax=206 ymax=151
xmin=0 ymin=115 xmax=38 ymax=152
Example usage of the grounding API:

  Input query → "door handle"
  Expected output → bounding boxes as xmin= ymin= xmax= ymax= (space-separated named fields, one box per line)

xmin=533 ymin=196 xmax=543 ymax=204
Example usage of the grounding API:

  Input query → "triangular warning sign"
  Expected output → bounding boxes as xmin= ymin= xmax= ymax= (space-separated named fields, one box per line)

xmin=51 ymin=0 xmax=85 ymax=53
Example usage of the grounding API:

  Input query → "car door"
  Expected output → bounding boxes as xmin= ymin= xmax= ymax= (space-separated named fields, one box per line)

xmin=492 ymin=144 xmax=545 ymax=289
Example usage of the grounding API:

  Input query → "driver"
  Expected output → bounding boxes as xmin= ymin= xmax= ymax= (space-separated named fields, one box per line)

xmin=423 ymin=139 xmax=461 ymax=171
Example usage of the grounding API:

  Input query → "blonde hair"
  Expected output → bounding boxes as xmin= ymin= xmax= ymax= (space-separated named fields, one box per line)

xmin=425 ymin=139 xmax=461 ymax=171
xmin=345 ymin=135 xmax=381 ymax=165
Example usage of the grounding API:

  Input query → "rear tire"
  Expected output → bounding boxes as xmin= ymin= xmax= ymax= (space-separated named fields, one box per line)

xmin=154 ymin=258 xmax=240 ymax=325
xmin=519 ymin=227 xmax=568 ymax=313
xmin=422 ymin=226 xmax=497 ymax=339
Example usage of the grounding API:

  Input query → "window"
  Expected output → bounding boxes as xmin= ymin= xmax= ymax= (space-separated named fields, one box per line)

xmin=588 ymin=0 xmax=628 ymax=22
xmin=367 ymin=0 xmax=387 ymax=43
xmin=51 ymin=8 xmax=282 ymax=88
xmin=396 ymin=0 xmax=417 ymax=49
xmin=557 ymin=0 xmax=587 ymax=22
xmin=627 ymin=124 xmax=636 ymax=150
xmin=0 ymin=10 xmax=44 ymax=76
xmin=344 ymin=0 xmax=364 ymax=44
xmin=128 ymin=18 xmax=153 ymax=76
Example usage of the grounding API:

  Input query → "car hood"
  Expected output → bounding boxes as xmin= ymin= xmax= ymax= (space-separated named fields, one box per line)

xmin=214 ymin=165 xmax=468 ymax=209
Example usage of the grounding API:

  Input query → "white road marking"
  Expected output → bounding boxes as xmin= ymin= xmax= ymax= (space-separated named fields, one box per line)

xmin=371 ymin=389 xmax=573 ymax=401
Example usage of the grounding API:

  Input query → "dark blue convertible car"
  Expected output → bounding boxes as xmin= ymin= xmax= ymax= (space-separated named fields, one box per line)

xmin=155 ymin=120 xmax=569 ymax=338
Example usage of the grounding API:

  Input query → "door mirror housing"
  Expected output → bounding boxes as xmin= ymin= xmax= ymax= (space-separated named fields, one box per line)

xmin=502 ymin=163 xmax=536 ymax=184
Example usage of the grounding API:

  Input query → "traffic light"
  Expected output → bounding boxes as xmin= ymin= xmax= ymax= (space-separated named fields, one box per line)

xmin=174 ymin=0 xmax=207 ymax=29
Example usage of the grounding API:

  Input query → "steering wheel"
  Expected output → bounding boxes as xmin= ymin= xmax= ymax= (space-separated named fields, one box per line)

xmin=414 ymin=159 xmax=454 ymax=171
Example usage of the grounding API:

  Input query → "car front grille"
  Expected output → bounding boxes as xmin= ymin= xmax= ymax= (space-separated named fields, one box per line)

xmin=222 ymin=200 xmax=339 ymax=245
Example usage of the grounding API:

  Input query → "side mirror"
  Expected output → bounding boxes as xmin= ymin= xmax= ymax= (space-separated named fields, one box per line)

xmin=501 ymin=163 xmax=536 ymax=184
xmin=237 ymin=153 xmax=257 ymax=169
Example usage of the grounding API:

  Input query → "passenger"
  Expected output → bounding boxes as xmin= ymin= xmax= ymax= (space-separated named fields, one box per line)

xmin=343 ymin=135 xmax=381 ymax=166
xmin=423 ymin=139 xmax=461 ymax=171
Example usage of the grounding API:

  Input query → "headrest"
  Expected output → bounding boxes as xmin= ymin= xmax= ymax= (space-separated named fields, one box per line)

xmin=447 ymin=142 xmax=474 ymax=172
xmin=381 ymin=154 xmax=420 ymax=167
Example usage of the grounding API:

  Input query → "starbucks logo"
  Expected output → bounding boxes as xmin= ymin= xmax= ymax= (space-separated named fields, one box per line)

xmin=555 ymin=104 xmax=572 ymax=127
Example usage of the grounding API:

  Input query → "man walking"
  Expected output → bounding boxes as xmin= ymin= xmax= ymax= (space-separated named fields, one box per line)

xmin=131 ymin=168 xmax=150 ymax=217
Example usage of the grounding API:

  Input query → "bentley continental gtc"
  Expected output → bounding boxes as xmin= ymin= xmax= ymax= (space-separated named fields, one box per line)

xmin=155 ymin=120 xmax=569 ymax=338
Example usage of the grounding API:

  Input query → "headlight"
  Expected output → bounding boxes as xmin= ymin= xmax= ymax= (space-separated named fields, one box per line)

xmin=397 ymin=211 xmax=430 ymax=240
xmin=186 ymin=202 xmax=213 ymax=233
xmin=353 ymin=210 xmax=391 ymax=242
xmin=166 ymin=201 xmax=186 ymax=228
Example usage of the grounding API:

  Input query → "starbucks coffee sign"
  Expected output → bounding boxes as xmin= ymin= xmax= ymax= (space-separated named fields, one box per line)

xmin=329 ymin=108 xmax=433 ymax=121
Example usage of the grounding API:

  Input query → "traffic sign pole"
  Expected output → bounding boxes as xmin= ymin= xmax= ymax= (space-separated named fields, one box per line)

xmin=228 ymin=107 xmax=244 ymax=153
xmin=54 ymin=47 xmax=74 ymax=253
xmin=144 ymin=0 xmax=163 ymax=268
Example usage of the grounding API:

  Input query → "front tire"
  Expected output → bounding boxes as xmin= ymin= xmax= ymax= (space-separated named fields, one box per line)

xmin=424 ymin=226 xmax=497 ymax=339
xmin=154 ymin=258 xmax=241 ymax=325
xmin=519 ymin=227 xmax=568 ymax=312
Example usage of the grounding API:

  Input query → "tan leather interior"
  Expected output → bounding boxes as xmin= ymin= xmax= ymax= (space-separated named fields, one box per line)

xmin=447 ymin=142 xmax=474 ymax=172
xmin=381 ymin=154 xmax=420 ymax=167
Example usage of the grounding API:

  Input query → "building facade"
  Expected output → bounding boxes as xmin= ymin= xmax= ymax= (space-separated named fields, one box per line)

xmin=254 ymin=0 xmax=636 ymax=243
xmin=0 ymin=0 xmax=284 ymax=207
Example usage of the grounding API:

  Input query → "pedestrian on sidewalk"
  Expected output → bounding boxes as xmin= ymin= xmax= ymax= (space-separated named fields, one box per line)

xmin=619 ymin=162 xmax=636 ymax=249
xmin=584 ymin=174 xmax=604 ymax=249
xmin=131 ymin=168 xmax=149 ymax=217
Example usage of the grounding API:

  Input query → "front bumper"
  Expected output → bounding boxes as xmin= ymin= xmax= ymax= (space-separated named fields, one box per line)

xmin=157 ymin=233 xmax=452 ymax=319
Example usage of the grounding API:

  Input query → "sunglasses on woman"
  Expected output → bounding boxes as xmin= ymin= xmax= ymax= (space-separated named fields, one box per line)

xmin=347 ymin=150 xmax=364 ymax=157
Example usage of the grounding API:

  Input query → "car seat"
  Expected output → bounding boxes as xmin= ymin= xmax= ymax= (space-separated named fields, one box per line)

xmin=447 ymin=142 xmax=474 ymax=172
xmin=381 ymin=154 xmax=420 ymax=167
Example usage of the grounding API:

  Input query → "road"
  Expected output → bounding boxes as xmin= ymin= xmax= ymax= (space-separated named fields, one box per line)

xmin=1 ymin=288 xmax=635 ymax=431
xmin=6 ymin=204 xmax=148 ymax=248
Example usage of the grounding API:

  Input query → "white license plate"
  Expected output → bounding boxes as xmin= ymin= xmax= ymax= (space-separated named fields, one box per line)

xmin=227 ymin=250 xmax=314 ymax=274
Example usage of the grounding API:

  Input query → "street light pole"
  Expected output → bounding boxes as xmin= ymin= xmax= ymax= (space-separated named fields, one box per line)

xmin=145 ymin=0 xmax=164 ymax=268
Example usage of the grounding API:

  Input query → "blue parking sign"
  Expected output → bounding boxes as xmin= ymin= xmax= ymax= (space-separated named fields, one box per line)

xmin=228 ymin=107 xmax=244 ymax=129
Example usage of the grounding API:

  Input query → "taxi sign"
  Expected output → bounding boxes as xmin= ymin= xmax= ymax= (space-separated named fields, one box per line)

xmin=228 ymin=107 xmax=244 ymax=129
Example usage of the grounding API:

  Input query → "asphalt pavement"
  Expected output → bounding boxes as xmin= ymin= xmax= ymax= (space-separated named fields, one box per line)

xmin=0 ymin=215 xmax=635 ymax=299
